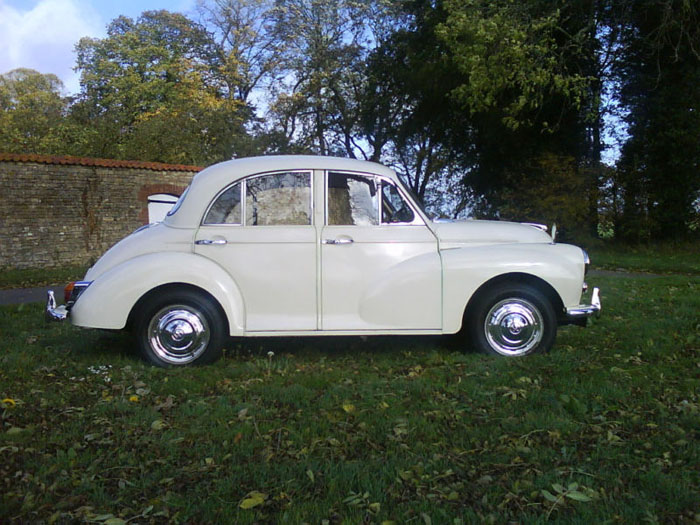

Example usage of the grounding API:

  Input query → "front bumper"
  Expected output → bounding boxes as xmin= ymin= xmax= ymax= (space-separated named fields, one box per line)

xmin=565 ymin=287 xmax=601 ymax=325
xmin=45 ymin=290 xmax=69 ymax=322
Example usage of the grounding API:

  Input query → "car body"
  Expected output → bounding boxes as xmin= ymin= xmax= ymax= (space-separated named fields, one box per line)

xmin=46 ymin=155 xmax=601 ymax=366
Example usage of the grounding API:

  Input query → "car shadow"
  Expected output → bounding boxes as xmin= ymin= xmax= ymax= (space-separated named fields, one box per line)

xmin=223 ymin=333 xmax=468 ymax=360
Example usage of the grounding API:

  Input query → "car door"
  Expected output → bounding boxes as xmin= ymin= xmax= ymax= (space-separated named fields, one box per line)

xmin=194 ymin=171 xmax=317 ymax=331
xmin=320 ymin=171 xmax=442 ymax=330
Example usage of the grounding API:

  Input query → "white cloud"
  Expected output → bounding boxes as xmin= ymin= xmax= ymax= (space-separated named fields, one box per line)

xmin=0 ymin=0 xmax=104 ymax=95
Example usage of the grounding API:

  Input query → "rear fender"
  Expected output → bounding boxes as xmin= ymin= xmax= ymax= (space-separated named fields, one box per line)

xmin=70 ymin=252 xmax=246 ymax=334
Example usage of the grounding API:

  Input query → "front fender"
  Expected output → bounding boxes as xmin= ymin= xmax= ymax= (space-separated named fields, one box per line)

xmin=70 ymin=252 xmax=246 ymax=334
xmin=441 ymin=243 xmax=585 ymax=333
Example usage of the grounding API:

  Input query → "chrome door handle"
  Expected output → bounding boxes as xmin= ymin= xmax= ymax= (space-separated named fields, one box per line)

xmin=322 ymin=238 xmax=353 ymax=245
xmin=195 ymin=239 xmax=227 ymax=245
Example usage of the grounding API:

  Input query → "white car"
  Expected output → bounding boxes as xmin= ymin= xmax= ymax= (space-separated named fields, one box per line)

xmin=46 ymin=155 xmax=600 ymax=367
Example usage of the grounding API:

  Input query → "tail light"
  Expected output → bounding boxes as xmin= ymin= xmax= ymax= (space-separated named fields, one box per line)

xmin=63 ymin=281 xmax=92 ymax=305
xmin=64 ymin=282 xmax=76 ymax=303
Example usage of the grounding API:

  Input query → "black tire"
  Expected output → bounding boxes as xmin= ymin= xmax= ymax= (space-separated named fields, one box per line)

xmin=134 ymin=288 xmax=226 ymax=367
xmin=467 ymin=283 xmax=556 ymax=357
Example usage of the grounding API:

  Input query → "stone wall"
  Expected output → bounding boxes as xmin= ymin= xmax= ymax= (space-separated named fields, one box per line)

xmin=0 ymin=154 xmax=202 ymax=269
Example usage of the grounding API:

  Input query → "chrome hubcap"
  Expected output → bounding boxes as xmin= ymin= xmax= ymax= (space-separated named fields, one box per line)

xmin=485 ymin=298 xmax=543 ymax=356
xmin=148 ymin=305 xmax=210 ymax=365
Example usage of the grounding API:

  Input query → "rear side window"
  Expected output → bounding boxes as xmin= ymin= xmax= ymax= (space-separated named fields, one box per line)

xmin=246 ymin=172 xmax=311 ymax=226
xmin=203 ymin=183 xmax=242 ymax=224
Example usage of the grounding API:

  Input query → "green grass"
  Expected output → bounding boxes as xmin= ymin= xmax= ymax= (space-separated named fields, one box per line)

xmin=0 ymin=265 xmax=89 ymax=289
xmin=588 ymin=241 xmax=700 ymax=275
xmin=1 ymin=270 xmax=699 ymax=522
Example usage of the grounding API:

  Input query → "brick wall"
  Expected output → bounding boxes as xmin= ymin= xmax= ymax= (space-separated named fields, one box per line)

xmin=0 ymin=154 xmax=202 ymax=269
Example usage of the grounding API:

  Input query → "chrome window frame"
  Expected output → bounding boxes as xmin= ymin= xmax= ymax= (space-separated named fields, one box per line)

xmin=324 ymin=170 xmax=424 ymax=226
xmin=166 ymin=185 xmax=190 ymax=217
xmin=201 ymin=181 xmax=243 ymax=226
xmin=201 ymin=170 xmax=314 ymax=227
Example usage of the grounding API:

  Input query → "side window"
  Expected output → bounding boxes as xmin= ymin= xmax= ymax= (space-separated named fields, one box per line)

xmin=203 ymin=182 xmax=242 ymax=224
xmin=381 ymin=182 xmax=415 ymax=224
xmin=328 ymin=172 xmax=378 ymax=225
xmin=246 ymin=172 xmax=311 ymax=225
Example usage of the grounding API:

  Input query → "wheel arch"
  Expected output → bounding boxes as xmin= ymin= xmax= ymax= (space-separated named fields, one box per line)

xmin=126 ymin=282 xmax=230 ymax=336
xmin=462 ymin=272 xmax=565 ymax=330
xmin=70 ymin=252 xmax=246 ymax=334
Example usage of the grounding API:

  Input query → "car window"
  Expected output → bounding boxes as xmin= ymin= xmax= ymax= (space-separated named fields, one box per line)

xmin=328 ymin=172 xmax=378 ymax=225
xmin=381 ymin=181 xmax=415 ymax=224
xmin=203 ymin=182 xmax=242 ymax=224
xmin=246 ymin=172 xmax=311 ymax=225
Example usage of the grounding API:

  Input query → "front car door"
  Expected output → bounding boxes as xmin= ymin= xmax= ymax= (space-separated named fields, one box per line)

xmin=320 ymin=171 xmax=442 ymax=330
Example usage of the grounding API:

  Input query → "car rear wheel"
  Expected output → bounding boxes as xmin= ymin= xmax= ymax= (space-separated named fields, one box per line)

xmin=468 ymin=283 xmax=556 ymax=357
xmin=134 ymin=289 xmax=225 ymax=367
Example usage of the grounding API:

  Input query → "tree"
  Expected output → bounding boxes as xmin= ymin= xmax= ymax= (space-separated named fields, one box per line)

xmin=264 ymin=0 xmax=368 ymax=156
xmin=72 ymin=10 xmax=249 ymax=164
xmin=197 ymin=0 xmax=282 ymax=104
xmin=435 ymin=0 xmax=597 ymax=230
xmin=613 ymin=0 xmax=700 ymax=240
xmin=362 ymin=2 xmax=471 ymax=214
xmin=0 ymin=68 xmax=69 ymax=154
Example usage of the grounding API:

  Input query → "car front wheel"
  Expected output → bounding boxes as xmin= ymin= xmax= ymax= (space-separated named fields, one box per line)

xmin=134 ymin=289 xmax=225 ymax=367
xmin=468 ymin=283 xmax=556 ymax=357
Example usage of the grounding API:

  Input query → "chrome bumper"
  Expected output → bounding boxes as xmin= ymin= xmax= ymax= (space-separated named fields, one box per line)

xmin=45 ymin=290 xmax=69 ymax=322
xmin=565 ymin=287 xmax=601 ymax=321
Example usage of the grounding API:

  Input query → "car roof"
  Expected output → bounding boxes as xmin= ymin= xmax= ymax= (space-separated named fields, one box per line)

xmin=165 ymin=155 xmax=397 ymax=228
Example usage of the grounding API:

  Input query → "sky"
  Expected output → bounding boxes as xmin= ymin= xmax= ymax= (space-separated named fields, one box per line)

xmin=0 ymin=0 xmax=196 ymax=95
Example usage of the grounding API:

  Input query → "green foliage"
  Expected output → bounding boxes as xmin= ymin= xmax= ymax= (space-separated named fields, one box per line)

xmin=0 ymin=68 xmax=69 ymax=154
xmin=72 ymin=10 xmax=249 ymax=164
xmin=437 ymin=0 xmax=592 ymax=131
xmin=1 ymin=253 xmax=700 ymax=522
xmin=484 ymin=153 xmax=589 ymax=238
xmin=2 ymin=0 xmax=700 ymax=236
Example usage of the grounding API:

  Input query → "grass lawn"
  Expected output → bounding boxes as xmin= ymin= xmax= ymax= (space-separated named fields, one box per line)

xmin=0 ymin=265 xmax=89 ymax=290
xmin=588 ymin=241 xmax=700 ymax=275
xmin=1 ymin=268 xmax=699 ymax=522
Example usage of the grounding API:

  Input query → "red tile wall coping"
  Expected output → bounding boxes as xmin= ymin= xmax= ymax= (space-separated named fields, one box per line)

xmin=0 ymin=152 xmax=203 ymax=173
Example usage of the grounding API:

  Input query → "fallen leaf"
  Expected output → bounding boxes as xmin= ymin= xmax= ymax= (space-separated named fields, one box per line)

xmin=240 ymin=491 xmax=267 ymax=509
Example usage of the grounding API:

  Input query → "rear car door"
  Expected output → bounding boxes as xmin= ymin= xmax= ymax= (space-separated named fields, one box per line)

xmin=194 ymin=171 xmax=317 ymax=331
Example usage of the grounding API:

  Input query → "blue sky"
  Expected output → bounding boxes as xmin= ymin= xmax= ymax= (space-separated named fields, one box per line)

xmin=0 ymin=0 xmax=196 ymax=94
